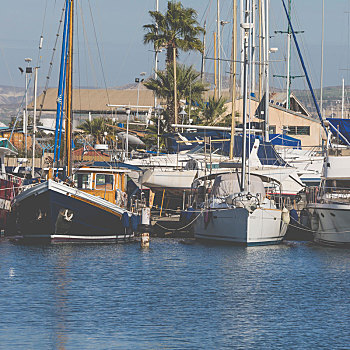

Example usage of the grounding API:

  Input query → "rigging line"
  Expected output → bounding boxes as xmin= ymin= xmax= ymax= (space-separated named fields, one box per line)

xmin=77 ymin=0 xmax=91 ymax=112
xmin=75 ymin=0 xmax=82 ymax=124
xmin=77 ymin=0 xmax=99 ymax=90
xmin=38 ymin=4 xmax=66 ymax=121
xmin=36 ymin=0 xmax=49 ymax=68
xmin=87 ymin=0 xmax=111 ymax=106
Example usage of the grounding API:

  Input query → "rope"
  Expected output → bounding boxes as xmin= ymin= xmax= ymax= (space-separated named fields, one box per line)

xmin=154 ymin=209 xmax=204 ymax=232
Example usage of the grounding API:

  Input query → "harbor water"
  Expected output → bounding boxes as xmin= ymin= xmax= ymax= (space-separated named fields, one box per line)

xmin=1 ymin=238 xmax=350 ymax=349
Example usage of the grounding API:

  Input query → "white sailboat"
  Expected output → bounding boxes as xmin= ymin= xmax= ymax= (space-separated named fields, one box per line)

xmin=191 ymin=3 xmax=289 ymax=245
xmin=307 ymin=153 xmax=350 ymax=246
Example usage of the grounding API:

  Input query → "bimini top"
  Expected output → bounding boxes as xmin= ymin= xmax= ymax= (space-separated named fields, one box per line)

xmin=211 ymin=172 xmax=266 ymax=198
xmin=0 ymin=138 xmax=17 ymax=155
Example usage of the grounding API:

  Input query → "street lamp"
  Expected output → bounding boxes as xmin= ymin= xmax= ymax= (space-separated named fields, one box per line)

xmin=135 ymin=72 xmax=146 ymax=120
xmin=19 ymin=57 xmax=32 ymax=158
xmin=179 ymin=108 xmax=187 ymax=132
xmin=155 ymin=104 xmax=163 ymax=156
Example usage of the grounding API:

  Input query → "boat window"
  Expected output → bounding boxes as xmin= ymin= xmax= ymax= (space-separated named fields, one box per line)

xmin=326 ymin=180 xmax=350 ymax=191
xmin=96 ymin=174 xmax=114 ymax=190
xmin=74 ymin=173 xmax=92 ymax=189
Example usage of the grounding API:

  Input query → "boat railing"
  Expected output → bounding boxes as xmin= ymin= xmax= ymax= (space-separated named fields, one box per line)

xmin=306 ymin=186 xmax=350 ymax=204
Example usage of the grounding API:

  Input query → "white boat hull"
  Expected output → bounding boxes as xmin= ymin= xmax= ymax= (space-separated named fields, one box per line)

xmin=194 ymin=207 xmax=287 ymax=246
xmin=308 ymin=203 xmax=350 ymax=246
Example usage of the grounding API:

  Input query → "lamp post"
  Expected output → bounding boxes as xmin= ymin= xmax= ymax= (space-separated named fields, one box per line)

xmin=135 ymin=72 xmax=146 ymax=120
xmin=125 ymin=107 xmax=131 ymax=160
xmin=179 ymin=108 xmax=187 ymax=133
xmin=20 ymin=58 xmax=32 ymax=158
xmin=155 ymin=104 xmax=163 ymax=156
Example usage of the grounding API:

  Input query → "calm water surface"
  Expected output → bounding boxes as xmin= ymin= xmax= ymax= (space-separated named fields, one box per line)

xmin=0 ymin=238 xmax=350 ymax=349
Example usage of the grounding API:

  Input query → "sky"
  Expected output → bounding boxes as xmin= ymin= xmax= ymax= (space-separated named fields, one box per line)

xmin=1 ymin=0 xmax=350 ymax=92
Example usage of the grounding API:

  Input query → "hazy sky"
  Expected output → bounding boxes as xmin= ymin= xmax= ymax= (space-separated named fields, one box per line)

xmin=1 ymin=0 xmax=350 ymax=91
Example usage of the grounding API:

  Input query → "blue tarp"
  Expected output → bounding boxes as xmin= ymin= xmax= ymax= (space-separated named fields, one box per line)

xmin=165 ymin=131 xmax=286 ymax=166
xmin=269 ymin=134 xmax=301 ymax=148
xmin=327 ymin=118 xmax=350 ymax=145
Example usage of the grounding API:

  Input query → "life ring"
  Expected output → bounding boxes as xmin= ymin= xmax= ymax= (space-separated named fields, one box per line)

xmin=63 ymin=209 xmax=74 ymax=222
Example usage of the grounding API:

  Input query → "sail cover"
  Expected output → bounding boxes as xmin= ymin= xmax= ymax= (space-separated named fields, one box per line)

xmin=327 ymin=118 xmax=350 ymax=146
xmin=269 ymin=134 xmax=301 ymax=148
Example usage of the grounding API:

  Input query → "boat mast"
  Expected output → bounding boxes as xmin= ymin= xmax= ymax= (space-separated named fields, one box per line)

xmin=241 ymin=0 xmax=251 ymax=192
xmin=230 ymin=0 xmax=237 ymax=159
xmin=342 ymin=78 xmax=345 ymax=119
xmin=201 ymin=21 xmax=207 ymax=81
xmin=214 ymin=32 xmax=218 ymax=99
xmin=264 ymin=0 xmax=269 ymax=141
xmin=258 ymin=0 xmax=263 ymax=102
xmin=31 ymin=67 xmax=38 ymax=179
xmin=320 ymin=0 xmax=324 ymax=116
xmin=65 ymin=0 xmax=74 ymax=177
xmin=154 ymin=0 xmax=159 ymax=109
xmin=217 ymin=0 xmax=221 ymax=97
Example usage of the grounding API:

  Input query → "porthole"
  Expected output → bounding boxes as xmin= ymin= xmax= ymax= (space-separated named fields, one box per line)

xmin=330 ymin=213 xmax=335 ymax=217
xmin=320 ymin=213 xmax=324 ymax=218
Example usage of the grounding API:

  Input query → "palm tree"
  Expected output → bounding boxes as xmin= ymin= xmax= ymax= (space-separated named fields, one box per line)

xmin=200 ymin=96 xmax=227 ymax=125
xmin=144 ymin=64 xmax=208 ymax=129
xmin=79 ymin=117 xmax=109 ymax=144
xmin=143 ymin=1 xmax=204 ymax=65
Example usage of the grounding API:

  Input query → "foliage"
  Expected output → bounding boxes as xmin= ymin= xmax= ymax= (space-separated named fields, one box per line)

xmin=143 ymin=1 xmax=204 ymax=65
xmin=78 ymin=117 xmax=114 ymax=144
xmin=144 ymin=64 xmax=208 ymax=129
xmin=198 ymin=96 xmax=227 ymax=125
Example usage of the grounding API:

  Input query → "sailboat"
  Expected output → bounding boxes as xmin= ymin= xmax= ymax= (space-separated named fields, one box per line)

xmin=8 ymin=0 xmax=137 ymax=243
xmin=191 ymin=4 xmax=289 ymax=245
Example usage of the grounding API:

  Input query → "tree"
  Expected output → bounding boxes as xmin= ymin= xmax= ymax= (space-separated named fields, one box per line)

xmin=144 ymin=64 xmax=208 ymax=129
xmin=78 ymin=117 xmax=111 ymax=144
xmin=143 ymin=1 xmax=204 ymax=65
xmin=200 ymin=96 xmax=227 ymax=125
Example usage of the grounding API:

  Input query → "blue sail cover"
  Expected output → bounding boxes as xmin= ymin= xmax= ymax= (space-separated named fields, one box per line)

xmin=327 ymin=118 xmax=350 ymax=145
xmin=269 ymin=134 xmax=301 ymax=148
xmin=165 ymin=131 xmax=286 ymax=166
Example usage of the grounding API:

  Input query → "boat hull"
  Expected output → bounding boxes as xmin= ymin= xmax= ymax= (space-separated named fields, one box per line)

xmin=8 ymin=180 xmax=135 ymax=243
xmin=194 ymin=207 xmax=287 ymax=246
xmin=308 ymin=203 xmax=350 ymax=246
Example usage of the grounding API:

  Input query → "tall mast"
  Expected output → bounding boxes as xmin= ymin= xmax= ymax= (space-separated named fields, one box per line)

xmin=320 ymin=0 xmax=324 ymax=115
xmin=342 ymin=78 xmax=345 ymax=119
xmin=286 ymin=0 xmax=291 ymax=109
xmin=154 ymin=0 xmax=159 ymax=109
xmin=258 ymin=0 xmax=263 ymax=101
xmin=230 ymin=0 xmax=237 ymax=159
xmin=31 ymin=67 xmax=38 ymax=179
xmin=241 ymin=0 xmax=251 ymax=192
xmin=214 ymin=32 xmax=218 ymax=99
xmin=251 ymin=0 xmax=256 ymax=95
xmin=217 ymin=0 xmax=221 ymax=97
xmin=65 ymin=0 xmax=74 ymax=177
xmin=201 ymin=21 xmax=207 ymax=81
xmin=264 ymin=0 xmax=269 ymax=141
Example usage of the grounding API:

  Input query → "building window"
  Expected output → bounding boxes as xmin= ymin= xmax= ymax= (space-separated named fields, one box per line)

xmin=95 ymin=174 xmax=114 ymax=190
xmin=74 ymin=173 xmax=92 ymax=189
xmin=284 ymin=125 xmax=310 ymax=136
